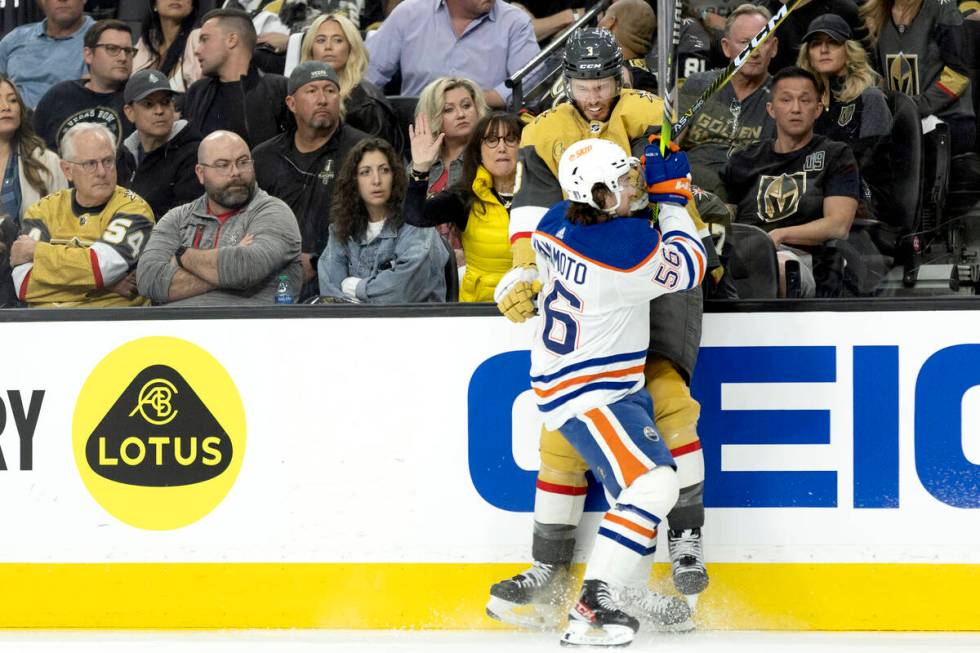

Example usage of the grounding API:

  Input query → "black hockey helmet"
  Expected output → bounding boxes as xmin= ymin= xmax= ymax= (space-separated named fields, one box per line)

xmin=563 ymin=28 xmax=624 ymax=81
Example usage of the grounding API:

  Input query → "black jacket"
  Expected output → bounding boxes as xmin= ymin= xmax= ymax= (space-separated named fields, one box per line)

xmin=252 ymin=122 xmax=369 ymax=257
xmin=182 ymin=64 xmax=291 ymax=147
xmin=116 ymin=119 xmax=205 ymax=220
xmin=346 ymin=81 xmax=403 ymax=153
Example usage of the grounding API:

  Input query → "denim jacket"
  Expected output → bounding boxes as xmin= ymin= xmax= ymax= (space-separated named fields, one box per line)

xmin=318 ymin=218 xmax=448 ymax=303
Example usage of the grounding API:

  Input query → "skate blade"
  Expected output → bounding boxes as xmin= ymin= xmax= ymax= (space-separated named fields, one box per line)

xmin=684 ymin=593 xmax=700 ymax=612
xmin=486 ymin=596 xmax=561 ymax=630
xmin=560 ymin=621 xmax=635 ymax=647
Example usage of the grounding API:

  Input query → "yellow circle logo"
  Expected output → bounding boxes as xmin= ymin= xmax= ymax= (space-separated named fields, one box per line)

xmin=72 ymin=337 xmax=246 ymax=530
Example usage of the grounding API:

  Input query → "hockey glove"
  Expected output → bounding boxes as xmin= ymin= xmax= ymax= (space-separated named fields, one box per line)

xmin=641 ymin=135 xmax=694 ymax=207
xmin=495 ymin=237 xmax=541 ymax=323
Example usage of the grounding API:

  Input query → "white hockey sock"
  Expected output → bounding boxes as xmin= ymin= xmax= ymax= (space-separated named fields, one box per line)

xmin=584 ymin=467 xmax=678 ymax=586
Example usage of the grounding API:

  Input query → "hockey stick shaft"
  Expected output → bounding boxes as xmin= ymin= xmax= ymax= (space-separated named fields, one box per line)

xmin=659 ymin=0 xmax=683 ymax=155
xmin=664 ymin=0 xmax=806 ymax=142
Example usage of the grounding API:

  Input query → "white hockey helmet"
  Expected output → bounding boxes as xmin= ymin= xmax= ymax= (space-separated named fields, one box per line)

xmin=558 ymin=138 xmax=639 ymax=213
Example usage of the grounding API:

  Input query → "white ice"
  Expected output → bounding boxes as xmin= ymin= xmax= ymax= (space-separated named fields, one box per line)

xmin=2 ymin=630 xmax=979 ymax=652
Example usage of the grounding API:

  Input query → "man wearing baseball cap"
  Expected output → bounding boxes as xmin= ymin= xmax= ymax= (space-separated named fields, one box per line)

xmin=252 ymin=60 xmax=369 ymax=300
xmin=117 ymin=69 xmax=204 ymax=219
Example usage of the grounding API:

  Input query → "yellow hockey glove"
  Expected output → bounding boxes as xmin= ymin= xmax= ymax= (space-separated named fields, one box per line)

xmin=495 ymin=237 xmax=541 ymax=323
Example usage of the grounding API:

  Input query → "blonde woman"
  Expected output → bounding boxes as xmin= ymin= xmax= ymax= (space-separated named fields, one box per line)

xmin=300 ymin=13 xmax=401 ymax=149
xmin=412 ymin=76 xmax=489 ymax=266
xmin=860 ymin=0 xmax=975 ymax=154
xmin=797 ymin=14 xmax=891 ymax=170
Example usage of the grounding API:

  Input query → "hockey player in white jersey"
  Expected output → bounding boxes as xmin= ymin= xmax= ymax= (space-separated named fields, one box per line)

xmin=491 ymin=137 xmax=705 ymax=647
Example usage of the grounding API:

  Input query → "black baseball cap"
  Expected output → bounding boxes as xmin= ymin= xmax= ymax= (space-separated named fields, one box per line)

xmin=124 ymin=69 xmax=178 ymax=104
xmin=802 ymin=14 xmax=852 ymax=44
xmin=288 ymin=61 xmax=340 ymax=96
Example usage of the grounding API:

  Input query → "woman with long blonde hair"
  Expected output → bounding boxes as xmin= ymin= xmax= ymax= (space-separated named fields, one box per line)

xmin=797 ymin=14 xmax=891 ymax=169
xmin=860 ymin=0 xmax=975 ymax=154
xmin=300 ymin=13 xmax=401 ymax=149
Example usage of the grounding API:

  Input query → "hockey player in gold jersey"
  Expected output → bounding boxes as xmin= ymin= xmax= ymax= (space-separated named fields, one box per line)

xmin=488 ymin=28 xmax=710 ymax=631
xmin=9 ymin=123 xmax=154 ymax=308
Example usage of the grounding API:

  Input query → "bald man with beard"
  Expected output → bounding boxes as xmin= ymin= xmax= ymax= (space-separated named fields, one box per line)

xmin=136 ymin=130 xmax=302 ymax=306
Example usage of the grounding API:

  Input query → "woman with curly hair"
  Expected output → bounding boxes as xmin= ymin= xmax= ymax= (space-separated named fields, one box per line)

xmin=299 ymin=13 xmax=401 ymax=150
xmin=405 ymin=111 xmax=521 ymax=302
xmin=860 ymin=0 xmax=975 ymax=154
xmin=318 ymin=138 xmax=448 ymax=303
xmin=796 ymin=14 xmax=891 ymax=170
xmin=132 ymin=0 xmax=203 ymax=93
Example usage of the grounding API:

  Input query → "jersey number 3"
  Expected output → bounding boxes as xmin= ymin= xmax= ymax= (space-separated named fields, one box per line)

xmin=542 ymin=280 xmax=582 ymax=355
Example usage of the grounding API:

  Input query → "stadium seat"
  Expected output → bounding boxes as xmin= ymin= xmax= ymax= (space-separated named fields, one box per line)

xmin=387 ymin=95 xmax=418 ymax=157
xmin=847 ymin=91 xmax=924 ymax=291
xmin=724 ymin=223 xmax=779 ymax=299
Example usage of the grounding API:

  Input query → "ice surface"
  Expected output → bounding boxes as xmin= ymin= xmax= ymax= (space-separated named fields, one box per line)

xmin=2 ymin=630 xmax=980 ymax=652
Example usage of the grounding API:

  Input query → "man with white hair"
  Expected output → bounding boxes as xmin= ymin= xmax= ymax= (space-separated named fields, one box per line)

xmin=8 ymin=122 xmax=155 ymax=308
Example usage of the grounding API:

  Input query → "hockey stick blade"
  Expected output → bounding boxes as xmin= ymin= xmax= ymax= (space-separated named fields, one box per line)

xmin=668 ymin=0 xmax=806 ymax=139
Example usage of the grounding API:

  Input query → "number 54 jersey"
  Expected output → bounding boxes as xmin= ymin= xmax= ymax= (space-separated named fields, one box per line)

xmin=13 ymin=186 xmax=155 ymax=307
xmin=530 ymin=201 xmax=706 ymax=430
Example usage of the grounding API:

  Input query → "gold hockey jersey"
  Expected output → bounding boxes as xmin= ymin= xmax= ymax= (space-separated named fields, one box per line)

xmin=13 ymin=186 xmax=155 ymax=307
xmin=510 ymin=90 xmax=706 ymax=240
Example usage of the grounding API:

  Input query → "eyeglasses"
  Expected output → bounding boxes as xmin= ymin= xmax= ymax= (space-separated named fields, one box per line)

xmin=93 ymin=43 xmax=138 ymax=58
xmin=483 ymin=134 xmax=519 ymax=148
xmin=67 ymin=157 xmax=116 ymax=173
xmin=200 ymin=157 xmax=254 ymax=175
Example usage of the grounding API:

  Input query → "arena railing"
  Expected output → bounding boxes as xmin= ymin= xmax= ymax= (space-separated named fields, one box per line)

xmin=3 ymin=296 xmax=980 ymax=324
xmin=505 ymin=0 xmax=610 ymax=112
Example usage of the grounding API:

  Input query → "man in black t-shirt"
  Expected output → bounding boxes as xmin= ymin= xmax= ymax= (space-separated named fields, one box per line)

xmin=252 ymin=61 xmax=368 ymax=300
xmin=33 ymin=19 xmax=136 ymax=153
xmin=721 ymin=67 xmax=860 ymax=296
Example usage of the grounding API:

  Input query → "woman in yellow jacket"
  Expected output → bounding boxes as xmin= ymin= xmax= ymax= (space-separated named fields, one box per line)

xmin=405 ymin=111 xmax=522 ymax=302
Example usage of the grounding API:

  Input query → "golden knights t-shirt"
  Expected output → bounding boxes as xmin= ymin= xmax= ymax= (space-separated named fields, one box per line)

xmin=721 ymin=134 xmax=860 ymax=231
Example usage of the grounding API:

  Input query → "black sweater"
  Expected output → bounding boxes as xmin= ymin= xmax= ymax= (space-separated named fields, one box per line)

xmin=182 ymin=64 xmax=291 ymax=147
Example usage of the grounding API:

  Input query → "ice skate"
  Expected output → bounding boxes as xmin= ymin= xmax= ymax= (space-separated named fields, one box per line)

xmin=560 ymin=579 xmax=639 ymax=647
xmin=668 ymin=528 xmax=709 ymax=599
xmin=486 ymin=562 xmax=569 ymax=629
xmin=612 ymin=585 xmax=694 ymax=632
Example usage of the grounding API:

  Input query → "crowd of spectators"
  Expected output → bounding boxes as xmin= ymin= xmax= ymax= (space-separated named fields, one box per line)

xmin=0 ymin=0 xmax=977 ymax=309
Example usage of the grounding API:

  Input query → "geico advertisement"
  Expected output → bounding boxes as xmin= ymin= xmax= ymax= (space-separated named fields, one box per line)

xmin=0 ymin=312 xmax=979 ymax=563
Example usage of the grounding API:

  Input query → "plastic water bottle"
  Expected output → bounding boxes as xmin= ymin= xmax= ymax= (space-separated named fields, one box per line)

xmin=274 ymin=273 xmax=293 ymax=304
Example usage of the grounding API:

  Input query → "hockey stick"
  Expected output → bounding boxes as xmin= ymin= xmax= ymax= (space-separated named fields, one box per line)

xmin=655 ymin=0 xmax=683 ymax=155
xmin=659 ymin=0 xmax=806 ymax=148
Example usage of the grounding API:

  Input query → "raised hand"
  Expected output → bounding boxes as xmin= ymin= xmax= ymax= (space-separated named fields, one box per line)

xmin=408 ymin=113 xmax=445 ymax=174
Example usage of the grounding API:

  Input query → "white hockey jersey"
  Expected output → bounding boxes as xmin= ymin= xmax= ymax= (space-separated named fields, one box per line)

xmin=530 ymin=201 xmax=706 ymax=430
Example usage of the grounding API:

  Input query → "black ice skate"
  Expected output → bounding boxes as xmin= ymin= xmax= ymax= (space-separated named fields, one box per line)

xmin=486 ymin=562 xmax=570 ymax=629
xmin=668 ymin=528 xmax=709 ymax=599
xmin=560 ymin=579 xmax=639 ymax=648
xmin=611 ymin=585 xmax=694 ymax=632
